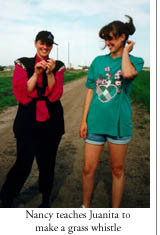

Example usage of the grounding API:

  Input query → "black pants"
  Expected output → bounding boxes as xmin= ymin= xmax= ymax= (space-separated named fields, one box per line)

xmin=0 ymin=134 xmax=62 ymax=201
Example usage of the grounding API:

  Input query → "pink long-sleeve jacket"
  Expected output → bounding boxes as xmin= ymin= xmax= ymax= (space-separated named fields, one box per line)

xmin=13 ymin=55 xmax=66 ymax=122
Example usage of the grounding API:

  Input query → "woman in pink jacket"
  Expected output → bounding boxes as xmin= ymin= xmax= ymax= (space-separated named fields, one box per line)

xmin=0 ymin=31 xmax=66 ymax=208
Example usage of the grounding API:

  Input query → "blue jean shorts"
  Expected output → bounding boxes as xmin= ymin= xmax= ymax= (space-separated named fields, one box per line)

xmin=85 ymin=133 xmax=132 ymax=145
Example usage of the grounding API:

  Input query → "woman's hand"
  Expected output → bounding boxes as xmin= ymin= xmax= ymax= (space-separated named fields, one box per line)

xmin=34 ymin=59 xmax=56 ymax=76
xmin=125 ymin=40 xmax=135 ymax=53
xmin=79 ymin=121 xmax=88 ymax=139
xmin=46 ymin=59 xmax=56 ymax=75
xmin=79 ymin=88 xmax=93 ymax=139
xmin=28 ymin=60 xmax=47 ymax=92
xmin=34 ymin=60 xmax=47 ymax=75
xmin=122 ymin=40 xmax=137 ymax=79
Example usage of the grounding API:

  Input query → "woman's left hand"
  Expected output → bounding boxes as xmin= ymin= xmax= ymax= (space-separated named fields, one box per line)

xmin=79 ymin=121 xmax=88 ymax=139
xmin=46 ymin=59 xmax=56 ymax=75
xmin=125 ymin=40 xmax=135 ymax=53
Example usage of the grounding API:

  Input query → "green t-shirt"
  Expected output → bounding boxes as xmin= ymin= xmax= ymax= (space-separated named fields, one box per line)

xmin=86 ymin=54 xmax=144 ymax=136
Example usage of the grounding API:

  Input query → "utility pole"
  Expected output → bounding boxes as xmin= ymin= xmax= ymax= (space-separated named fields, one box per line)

xmin=68 ymin=42 xmax=70 ymax=69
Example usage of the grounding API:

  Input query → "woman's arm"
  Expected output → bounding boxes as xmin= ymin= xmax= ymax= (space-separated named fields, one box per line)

xmin=46 ymin=59 xmax=56 ymax=89
xmin=27 ymin=59 xmax=57 ymax=93
xmin=46 ymin=65 xmax=66 ymax=102
xmin=13 ymin=64 xmax=38 ymax=105
xmin=27 ymin=60 xmax=48 ymax=92
xmin=121 ymin=40 xmax=138 ymax=79
xmin=79 ymin=88 xmax=93 ymax=139
xmin=26 ymin=72 xmax=39 ymax=93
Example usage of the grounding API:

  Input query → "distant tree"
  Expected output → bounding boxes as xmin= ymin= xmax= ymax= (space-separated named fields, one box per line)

xmin=78 ymin=65 xmax=89 ymax=70
xmin=83 ymin=66 xmax=89 ymax=70
xmin=0 ymin=65 xmax=5 ymax=71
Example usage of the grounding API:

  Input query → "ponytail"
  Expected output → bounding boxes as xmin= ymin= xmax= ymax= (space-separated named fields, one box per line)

xmin=99 ymin=15 xmax=136 ymax=42
xmin=124 ymin=15 xmax=136 ymax=35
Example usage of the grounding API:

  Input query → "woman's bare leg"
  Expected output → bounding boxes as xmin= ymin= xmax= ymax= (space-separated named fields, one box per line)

xmin=82 ymin=143 xmax=103 ymax=208
xmin=108 ymin=142 xmax=128 ymax=208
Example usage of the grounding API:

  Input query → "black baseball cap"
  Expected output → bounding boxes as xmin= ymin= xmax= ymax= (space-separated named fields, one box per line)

xmin=35 ymin=31 xmax=58 ymax=45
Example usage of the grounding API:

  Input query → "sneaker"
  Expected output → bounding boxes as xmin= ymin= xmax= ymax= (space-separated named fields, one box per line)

xmin=80 ymin=205 xmax=86 ymax=208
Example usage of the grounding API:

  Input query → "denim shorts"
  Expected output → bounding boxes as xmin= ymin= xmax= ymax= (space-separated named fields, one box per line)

xmin=85 ymin=133 xmax=132 ymax=145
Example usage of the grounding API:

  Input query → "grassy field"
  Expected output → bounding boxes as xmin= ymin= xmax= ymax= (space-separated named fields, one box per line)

xmin=0 ymin=71 xmax=17 ymax=110
xmin=64 ymin=70 xmax=88 ymax=83
xmin=130 ymin=70 xmax=150 ymax=112
xmin=0 ymin=70 xmax=88 ymax=111
xmin=0 ymin=69 xmax=150 ymax=112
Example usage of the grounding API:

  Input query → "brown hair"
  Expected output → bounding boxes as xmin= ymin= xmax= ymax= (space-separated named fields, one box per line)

xmin=99 ymin=15 xmax=135 ymax=43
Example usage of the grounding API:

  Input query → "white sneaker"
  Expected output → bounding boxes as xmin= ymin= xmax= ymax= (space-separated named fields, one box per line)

xmin=81 ymin=205 xmax=86 ymax=208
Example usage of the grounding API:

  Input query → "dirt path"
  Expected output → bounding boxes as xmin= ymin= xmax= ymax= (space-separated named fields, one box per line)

xmin=0 ymin=77 xmax=150 ymax=208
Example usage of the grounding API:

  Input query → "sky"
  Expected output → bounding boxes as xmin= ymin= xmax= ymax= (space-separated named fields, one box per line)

xmin=0 ymin=0 xmax=150 ymax=68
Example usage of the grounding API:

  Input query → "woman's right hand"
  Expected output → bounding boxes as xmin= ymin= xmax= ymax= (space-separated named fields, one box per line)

xmin=34 ymin=60 xmax=48 ymax=75
xmin=79 ymin=121 xmax=88 ymax=139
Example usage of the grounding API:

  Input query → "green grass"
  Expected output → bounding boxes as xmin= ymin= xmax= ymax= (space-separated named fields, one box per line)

xmin=0 ymin=70 xmax=150 ymax=112
xmin=0 ymin=70 xmax=87 ymax=111
xmin=130 ymin=70 xmax=150 ymax=112
xmin=0 ymin=71 xmax=13 ymax=78
xmin=0 ymin=71 xmax=17 ymax=110
xmin=64 ymin=70 xmax=88 ymax=83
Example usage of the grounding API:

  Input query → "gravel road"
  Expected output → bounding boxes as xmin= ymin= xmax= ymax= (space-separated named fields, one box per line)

xmin=0 ymin=77 xmax=150 ymax=208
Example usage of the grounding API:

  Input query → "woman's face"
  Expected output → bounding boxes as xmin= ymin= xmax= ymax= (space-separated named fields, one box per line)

xmin=105 ymin=32 xmax=125 ymax=55
xmin=35 ymin=40 xmax=53 ymax=59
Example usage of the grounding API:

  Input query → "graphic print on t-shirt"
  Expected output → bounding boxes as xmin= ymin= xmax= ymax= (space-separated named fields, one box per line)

xmin=96 ymin=67 xmax=122 ymax=103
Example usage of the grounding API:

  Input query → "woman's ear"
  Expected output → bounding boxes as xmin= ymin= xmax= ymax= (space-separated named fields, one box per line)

xmin=120 ymin=33 xmax=126 ymax=42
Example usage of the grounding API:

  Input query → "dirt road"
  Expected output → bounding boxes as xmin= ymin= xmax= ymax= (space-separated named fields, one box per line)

xmin=0 ymin=77 xmax=150 ymax=208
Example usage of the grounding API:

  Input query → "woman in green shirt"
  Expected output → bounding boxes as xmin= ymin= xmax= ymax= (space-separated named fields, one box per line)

xmin=79 ymin=15 xmax=144 ymax=208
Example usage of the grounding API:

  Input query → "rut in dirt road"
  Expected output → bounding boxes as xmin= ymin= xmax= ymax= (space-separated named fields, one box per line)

xmin=0 ymin=77 xmax=150 ymax=208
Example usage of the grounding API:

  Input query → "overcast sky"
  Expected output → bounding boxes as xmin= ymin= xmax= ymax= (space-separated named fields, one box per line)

xmin=0 ymin=0 xmax=150 ymax=68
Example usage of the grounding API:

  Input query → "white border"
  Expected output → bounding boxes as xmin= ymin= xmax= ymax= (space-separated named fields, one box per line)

xmin=0 ymin=1 xmax=157 ymax=234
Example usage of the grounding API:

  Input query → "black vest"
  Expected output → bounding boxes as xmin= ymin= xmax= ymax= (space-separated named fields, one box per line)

xmin=13 ymin=56 xmax=65 ymax=138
